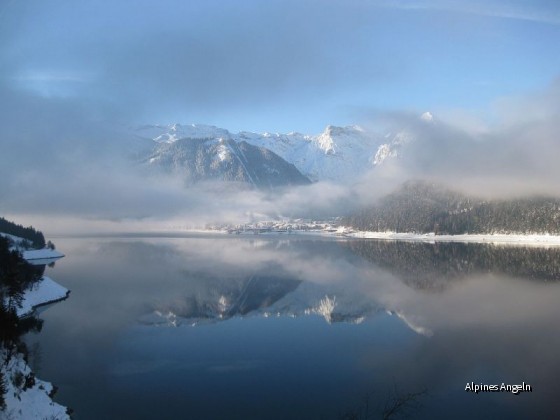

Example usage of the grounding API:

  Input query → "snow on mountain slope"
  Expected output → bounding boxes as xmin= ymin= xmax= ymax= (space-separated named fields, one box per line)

xmin=373 ymin=131 xmax=413 ymax=165
xmin=2 ymin=350 xmax=70 ymax=420
xmin=241 ymin=125 xmax=385 ymax=182
xmin=135 ymin=123 xmax=231 ymax=144
xmin=136 ymin=116 xmax=430 ymax=183
xmin=373 ymin=113 xmax=435 ymax=165
xmin=137 ymin=124 xmax=383 ymax=182
xmin=144 ymin=137 xmax=310 ymax=189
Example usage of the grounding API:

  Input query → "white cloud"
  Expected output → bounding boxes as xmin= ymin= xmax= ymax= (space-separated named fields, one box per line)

xmin=381 ymin=0 xmax=560 ymax=25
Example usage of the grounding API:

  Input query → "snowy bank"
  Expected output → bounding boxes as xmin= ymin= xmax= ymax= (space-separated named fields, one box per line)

xmin=1 ymin=232 xmax=70 ymax=418
xmin=1 ymin=350 xmax=70 ymax=420
xmin=17 ymin=276 xmax=70 ymax=318
xmin=2 ymin=275 xmax=70 ymax=418
xmin=193 ymin=226 xmax=560 ymax=246
xmin=22 ymin=248 xmax=65 ymax=261
xmin=0 ymin=233 xmax=26 ymax=245
xmin=343 ymin=231 xmax=560 ymax=246
xmin=22 ymin=248 xmax=65 ymax=265
xmin=1 ymin=232 xmax=65 ymax=264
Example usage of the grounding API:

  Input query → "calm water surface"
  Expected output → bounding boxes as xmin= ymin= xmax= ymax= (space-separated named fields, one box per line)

xmin=26 ymin=235 xmax=560 ymax=419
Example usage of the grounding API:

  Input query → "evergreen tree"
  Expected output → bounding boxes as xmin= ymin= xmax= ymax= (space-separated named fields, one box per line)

xmin=344 ymin=180 xmax=560 ymax=235
xmin=0 ymin=217 xmax=45 ymax=248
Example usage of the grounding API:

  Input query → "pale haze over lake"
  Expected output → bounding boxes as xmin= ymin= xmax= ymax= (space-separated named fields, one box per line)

xmin=27 ymin=235 xmax=560 ymax=419
xmin=3 ymin=1 xmax=560 ymax=419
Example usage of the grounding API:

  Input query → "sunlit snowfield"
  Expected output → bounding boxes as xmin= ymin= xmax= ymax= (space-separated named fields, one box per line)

xmin=27 ymin=235 xmax=560 ymax=419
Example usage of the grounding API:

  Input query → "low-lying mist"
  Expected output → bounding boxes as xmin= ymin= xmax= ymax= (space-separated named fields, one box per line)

xmin=2 ymin=78 xmax=560 ymax=234
xmin=369 ymin=78 xmax=560 ymax=198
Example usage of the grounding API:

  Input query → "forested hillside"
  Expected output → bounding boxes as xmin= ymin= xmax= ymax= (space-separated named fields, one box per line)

xmin=0 ymin=217 xmax=45 ymax=248
xmin=0 ymin=235 xmax=45 ymax=409
xmin=345 ymin=181 xmax=560 ymax=235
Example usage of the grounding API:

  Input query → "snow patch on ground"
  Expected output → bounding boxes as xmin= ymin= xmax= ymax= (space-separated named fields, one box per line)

xmin=1 ymin=233 xmax=64 ymax=264
xmin=343 ymin=231 xmax=560 ymax=246
xmin=17 ymin=276 xmax=70 ymax=318
xmin=0 ymin=233 xmax=28 ymax=246
xmin=22 ymin=248 xmax=65 ymax=261
xmin=1 ymin=232 xmax=70 ymax=418
xmin=1 ymin=350 xmax=70 ymax=420
xmin=197 ymin=223 xmax=560 ymax=247
xmin=216 ymin=143 xmax=230 ymax=162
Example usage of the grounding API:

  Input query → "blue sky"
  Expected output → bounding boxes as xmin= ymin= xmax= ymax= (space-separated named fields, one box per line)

xmin=1 ymin=0 xmax=559 ymax=133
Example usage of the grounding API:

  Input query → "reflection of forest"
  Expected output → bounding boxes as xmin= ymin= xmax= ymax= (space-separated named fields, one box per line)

xmin=0 ymin=236 xmax=46 ymax=408
xmin=343 ymin=240 xmax=560 ymax=290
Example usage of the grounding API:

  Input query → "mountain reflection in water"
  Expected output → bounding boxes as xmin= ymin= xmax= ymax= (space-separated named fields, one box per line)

xmin=30 ymin=236 xmax=560 ymax=419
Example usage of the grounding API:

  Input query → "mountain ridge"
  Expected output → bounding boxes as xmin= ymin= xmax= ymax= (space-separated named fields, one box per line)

xmin=143 ymin=136 xmax=311 ymax=189
xmin=134 ymin=122 xmax=410 ymax=182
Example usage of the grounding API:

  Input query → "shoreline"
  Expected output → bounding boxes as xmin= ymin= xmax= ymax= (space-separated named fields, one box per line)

xmin=1 ymin=247 xmax=71 ymax=419
xmin=22 ymin=248 xmax=65 ymax=263
xmin=46 ymin=228 xmax=560 ymax=246
xmin=17 ymin=276 xmax=71 ymax=318
xmin=340 ymin=231 xmax=560 ymax=246
xmin=198 ymin=228 xmax=560 ymax=246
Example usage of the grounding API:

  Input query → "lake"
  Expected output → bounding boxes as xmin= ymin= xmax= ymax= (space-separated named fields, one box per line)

xmin=26 ymin=235 xmax=560 ymax=419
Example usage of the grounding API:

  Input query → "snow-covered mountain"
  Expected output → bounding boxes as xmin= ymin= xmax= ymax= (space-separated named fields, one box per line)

xmin=136 ymin=123 xmax=231 ymax=144
xmin=134 ymin=117 xmax=429 ymax=184
xmin=143 ymin=136 xmax=310 ymax=189
xmin=237 ymin=125 xmax=383 ymax=182
xmin=373 ymin=130 xmax=413 ymax=165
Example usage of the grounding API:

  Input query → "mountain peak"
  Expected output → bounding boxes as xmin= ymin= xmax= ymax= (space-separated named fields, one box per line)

xmin=420 ymin=112 xmax=434 ymax=122
xmin=314 ymin=125 xmax=366 ymax=155
xmin=323 ymin=125 xmax=364 ymax=136
xmin=135 ymin=121 xmax=403 ymax=183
